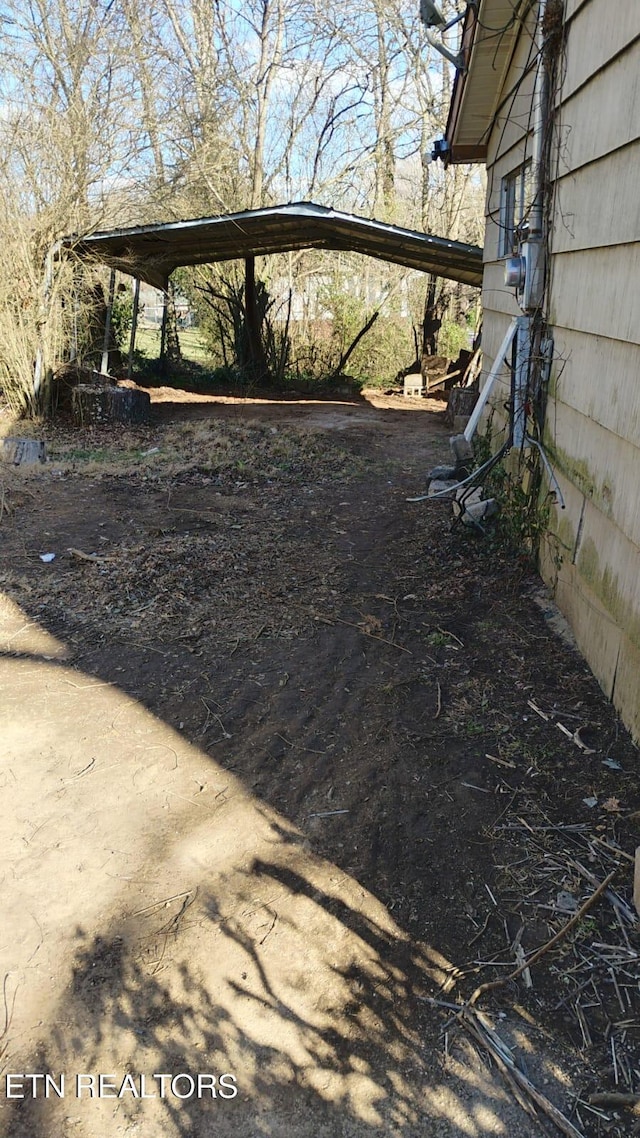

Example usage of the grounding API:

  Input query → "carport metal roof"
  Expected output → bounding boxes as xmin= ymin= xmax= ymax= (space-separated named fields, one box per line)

xmin=68 ymin=201 xmax=483 ymax=290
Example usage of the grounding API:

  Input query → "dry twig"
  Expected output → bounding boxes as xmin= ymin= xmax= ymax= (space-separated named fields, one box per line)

xmin=461 ymin=1008 xmax=587 ymax=1138
xmin=468 ymin=871 xmax=616 ymax=1006
xmin=314 ymin=612 xmax=411 ymax=653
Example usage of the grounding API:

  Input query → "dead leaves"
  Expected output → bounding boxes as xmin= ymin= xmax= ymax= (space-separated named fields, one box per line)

xmin=358 ymin=613 xmax=383 ymax=635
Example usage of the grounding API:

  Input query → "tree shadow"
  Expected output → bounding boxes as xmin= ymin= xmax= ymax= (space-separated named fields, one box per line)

xmin=3 ymin=823 xmax=527 ymax=1137
xmin=0 ymin=404 xmax=604 ymax=1136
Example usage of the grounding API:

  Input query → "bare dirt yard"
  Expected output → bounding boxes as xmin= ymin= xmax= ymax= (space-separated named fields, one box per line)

xmin=1 ymin=388 xmax=639 ymax=1138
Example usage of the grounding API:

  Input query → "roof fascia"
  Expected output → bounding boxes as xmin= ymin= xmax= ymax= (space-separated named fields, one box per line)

xmin=445 ymin=0 xmax=534 ymax=164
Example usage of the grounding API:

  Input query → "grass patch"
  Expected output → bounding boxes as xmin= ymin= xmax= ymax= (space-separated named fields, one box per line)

xmin=135 ymin=326 xmax=211 ymax=367
xmin=25 ymin=419 xmax=369 ymax=486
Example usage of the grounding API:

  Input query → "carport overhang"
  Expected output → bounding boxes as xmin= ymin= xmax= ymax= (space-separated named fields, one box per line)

xmin=65 ymin=201 xmax=484 ymax=289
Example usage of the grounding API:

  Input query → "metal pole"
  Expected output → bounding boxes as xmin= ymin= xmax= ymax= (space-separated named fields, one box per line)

xmin=245 ymin=256 xmax=266 ymax=380
xmin=512 ymin=314 xmax=531 ymax=449
xmin=127 ymin=278 xmax=140 ymax=379
xmin=523 ymin=0 xmax=549 ymax=313
xmin=530 ymin=0 xmax=548 ymax=239
xmin=70 ymin=272 xmax=80 ymax=363
xmin=100 ymin=268 xmax=117 ymax=375
xmin=159 ymin=288 xmax=168 ymax=375
xmin=33 ymin=241 xmax=60 ymax=408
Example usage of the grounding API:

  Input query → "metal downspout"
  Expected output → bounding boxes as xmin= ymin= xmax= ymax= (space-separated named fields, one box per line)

xmin=513 ymin=1 xmax=549 ymax=452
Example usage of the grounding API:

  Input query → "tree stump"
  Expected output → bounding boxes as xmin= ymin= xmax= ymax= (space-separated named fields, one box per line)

xmin=445 ymin=385 xmax=478 ymax=428
xmin=423 ymin=356 xmax=450 ymax=392
xmin=72 ymin=385 xmax=151 ymax=426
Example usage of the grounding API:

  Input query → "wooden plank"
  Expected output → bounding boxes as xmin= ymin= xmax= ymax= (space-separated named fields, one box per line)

xmin=562 ymin=0 xmax=640 ymax=103
xmin=545 ymin=398 xmax=640 ymax=549
xmin=549 ymin=245 xmax=640 ymax=345
xmin=556 ymin=37 xmax=640 ymax=174
xmin=551 ymin=328 xmax=640 ymax=445
xmin=552 ymin=139 xmax=640 ymax=254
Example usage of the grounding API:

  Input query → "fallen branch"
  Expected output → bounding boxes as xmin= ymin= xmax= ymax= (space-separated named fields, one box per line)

xmin=461 ymin=1009 xmax=586 ymax=1138
xmin=314 ymin=613 xmax=411 ymax=653
xmin=468 ymin=870 xmax=616 ymax=1006
xmin=67 ymin=547 xmax=108 ymax=563
xmin=588 ymin=1092 xmax=640 ymax=1113
xmin=133 ymin=890 xmax=194 ymax=918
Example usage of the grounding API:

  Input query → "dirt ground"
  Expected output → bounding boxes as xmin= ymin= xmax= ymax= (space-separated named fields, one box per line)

xmin=1 ymin=388 xmax=639 ymax=1138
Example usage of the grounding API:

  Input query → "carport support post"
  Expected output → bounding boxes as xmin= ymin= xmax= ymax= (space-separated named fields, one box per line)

xmin=159 ymin=285 xmax=169 ymax=376
xmin=100 ymin=268 xmax=117 ymax=375
xmin=33 ymin=240 xmax=60 ymax=414
xmin=245 ymin=256 xmax=267 ymax=382
xmin=127 ymin=277 xmax=140 ymax=379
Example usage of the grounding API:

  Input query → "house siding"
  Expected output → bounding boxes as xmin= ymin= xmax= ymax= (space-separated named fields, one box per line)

xmin=479 ymin=0 xmax=640 ymax=740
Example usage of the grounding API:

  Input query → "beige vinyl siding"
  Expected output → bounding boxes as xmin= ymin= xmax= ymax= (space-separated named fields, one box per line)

xmin=554 ymin=36 xmax=640 ymax=174
xmin=540 ymin=473 xmax=640 ymax=741
xmin=610 ymin=637 xmax=640 ymax=744
xmin=544 ymin=401 xmax=640 ymax=556
xmin=561 ymin=0 xmax=640 ymax=102
xmin=549 ymin=245 xmax=640 ymax=345
xmin=564 ymin=0 xmax=589 ymax=21
xmin=479 ymin=0 xmax=640 ymax=739
xmin=552 ymin=140 xmax=640 ymax=254
xmin=550 ymin=329 xmax=640 ymax=444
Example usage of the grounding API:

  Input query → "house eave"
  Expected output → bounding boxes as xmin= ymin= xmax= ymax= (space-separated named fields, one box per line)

xmin=445 ymin=0 xmax=534 ymax=164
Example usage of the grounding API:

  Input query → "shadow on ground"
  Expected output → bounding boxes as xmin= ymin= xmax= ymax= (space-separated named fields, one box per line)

xmin=1 ymin=395 xmax=636 ymax=1137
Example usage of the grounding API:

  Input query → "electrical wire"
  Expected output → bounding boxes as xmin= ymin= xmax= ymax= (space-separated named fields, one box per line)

xmin=406 ymin=441 xmax=510 ymax=503
xmin=525 ymin=435 xmax=565 ymax=507
xmin=473 ymin=0 xmax=535 ymax=36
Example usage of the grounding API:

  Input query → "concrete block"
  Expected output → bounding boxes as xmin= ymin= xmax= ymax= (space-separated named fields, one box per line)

xmin=450 ymin=434 xmax=474 ymax=464
xmin=427 ymin=464 xmax=458 ymax=481
xmin=404 ymin=373 xmax=425 ymax=397
xmin=428 ymin=479 xmax=459 ymax=500
xmin=1 ymin=437 xmax=46 ymax=465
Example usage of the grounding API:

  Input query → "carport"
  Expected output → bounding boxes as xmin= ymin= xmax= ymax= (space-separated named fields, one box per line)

xmin=65 ymin=200 xmax=483 ymax=377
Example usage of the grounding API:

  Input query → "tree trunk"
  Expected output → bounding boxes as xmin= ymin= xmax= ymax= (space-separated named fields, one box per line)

xmin=421 ymin=275 xmax=441 ymax=360
xmin=244 ymin=257 xmax=269 ymax=382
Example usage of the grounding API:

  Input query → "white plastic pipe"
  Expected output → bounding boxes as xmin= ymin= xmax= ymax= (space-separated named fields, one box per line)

xmin=463 ymin=317 xmax=518 ymax=443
